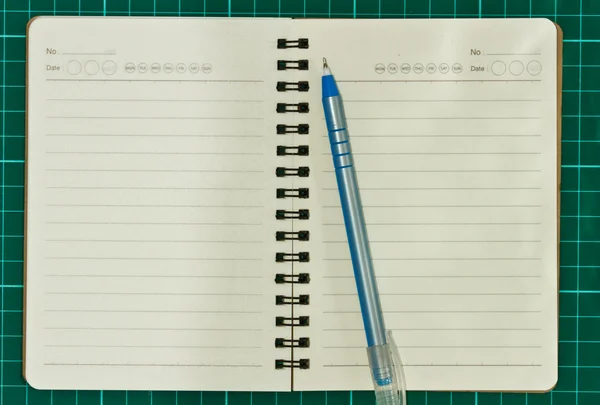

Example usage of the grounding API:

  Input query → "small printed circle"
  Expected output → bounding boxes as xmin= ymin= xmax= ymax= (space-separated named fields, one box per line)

xmin=509 ymin=61 xmax=524 ymax=76
xmin=151 ymin=63 xmax=161 ymax=73
xmin=164 ymin=63 xmax=174 ymax=73
xmin=400 ymin=63 xmax=411 ymax=74
xmin=125 ymin=62 xmax=135 ymax=73
xmin=67 ymin=60 xmax=81 ymax=75
xmin=439 ymin=63 xmax=449 ymax=74
xmin=491 ymin=61 xmax=506 ymax=76
xmin=176 ymin=63 xmax=186 ymax=73
xmin=387 ymin=63 xmax=398 ymax=74
xmin=527 ymin=60 xmax=542 ymax=76
xmin=413 ymin=63 xmax=424 ymax=74
xmin=138 ymin=63 xmax=148 ymax=73
xmin=189 ymin=63 xmax=200 ymax=74
xmin=375 ymin=63 xmax=385 ymax=74
xmin=202 ymin=63 xmax=213 ymax=74
xmin=84 ymin=60 xmax=99 ymax=75
xmin=452 ymin=63 xmax=463 ymax=73
xmin=426 ymin=63 xmax=436 ymax=74
xmin=101 ymin=60 xmax=117 ymax=75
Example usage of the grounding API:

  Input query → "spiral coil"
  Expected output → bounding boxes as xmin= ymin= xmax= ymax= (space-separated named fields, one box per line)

xmin=275 ymin=209 xmax=310 ymax=220
xmin=274 ymin=37 xmax=310 ymax=370
xmin=277 ymin=38 xmax=309 ymax=49
xmin=277 ymin=124 xmax=309 ymax=134
xmin=277 ymin=81 xmax=310 ymax=92
xmin=276 ymin=166 xmax=310 ymax=178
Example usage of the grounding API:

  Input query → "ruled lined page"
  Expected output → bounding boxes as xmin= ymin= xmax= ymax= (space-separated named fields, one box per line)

xmin=25 ymin=16 xmax=292 ymax=391
xmin=294 ymin=18 xmax=559 ymax=392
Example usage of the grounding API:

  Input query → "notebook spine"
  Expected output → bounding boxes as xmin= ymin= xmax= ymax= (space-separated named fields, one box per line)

xmin=275 ymin=36 xmax=310 ymax=371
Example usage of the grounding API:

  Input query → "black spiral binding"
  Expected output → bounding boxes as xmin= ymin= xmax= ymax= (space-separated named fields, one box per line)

xmin=277 ymin=145 xmax=309 ymax=156
xmin=276 ymin=230 xmax=310 ymax=241
xmin=276 ymin=252 xmax=310 ymax=262
xmin=277 ymin=102 xmax=310 ymax=113
xmin=276 ymin=316 xmax=310 ymax=326
xmin=276 ymin=295 xmax=310 ymax=305
xmin=277 ymin=124 xmax=309 ymax=134
xmin=277 ymin=38 xmax=309 ymax=49
xmin=277 ymin=187 xmax=309 ymax=199
xmin=276 ymin=166 xmax=310 ymax=178
xmin=277 ymin=59 xmax=309 ymax=70
xmin=275 ymin=273 xmax=310 ymax=284
xmin=275 ymin=209 xmax=309 ymax=220
xmin=275 ymin=337 xmax=310 ymax=348
xmin=277 ymin=81 xmax=309 ymax=92
xmin=275 ymin=359 xmax=310 ymax=370
xmin=275 ymin=37 xmax=310 ymax=371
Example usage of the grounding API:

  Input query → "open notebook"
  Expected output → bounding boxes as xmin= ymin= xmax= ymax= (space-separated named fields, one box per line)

xmin=24 ymin=16 xmax=562 ymax=392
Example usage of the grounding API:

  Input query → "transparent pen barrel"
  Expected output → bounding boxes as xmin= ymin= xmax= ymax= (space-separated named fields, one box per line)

xmin=367 ymin=344 xmax=403 ymax=405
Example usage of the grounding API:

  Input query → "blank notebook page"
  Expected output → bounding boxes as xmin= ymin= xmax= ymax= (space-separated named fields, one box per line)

xmin=25 ymin=17 xmax=293 ymax=391
xmin=295 ymin=18 xmax=560 ymax=392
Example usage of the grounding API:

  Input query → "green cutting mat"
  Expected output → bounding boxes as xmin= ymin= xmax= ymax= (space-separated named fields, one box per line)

xmin=2 ymin=0 xmax=598 ymax=404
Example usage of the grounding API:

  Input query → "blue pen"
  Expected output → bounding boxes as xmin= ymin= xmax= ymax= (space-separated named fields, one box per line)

xmin=321 ymin=58 xmax=406 ymax=405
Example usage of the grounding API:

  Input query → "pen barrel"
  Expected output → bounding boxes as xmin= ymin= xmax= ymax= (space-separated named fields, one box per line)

xmin=323 ymin=95 xmax=387 ymax=348
xmin=367 ymin=344 xmax=402 ymax=405
xmin=323 ymin=94 xmax=347 ymax=131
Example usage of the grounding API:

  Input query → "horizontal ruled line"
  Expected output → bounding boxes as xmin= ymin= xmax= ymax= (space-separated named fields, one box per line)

xmin=47 ymin=116 xmax=264 ymax=120
xmin=46 ymin=152 xmax=262 ymax=155
xmin=323 ymin=258 xmax=542 ymax=261
xmin=322 ymin=293 xmax=541 ymax=296
xmin=45 ymin=204 xmax=265 ymax=208
xmin=45 ymin=292 xmax=263 ymax=296
xmin=45 ymin=275 xmax=260 ymax=280
xmin=46 ymin=344 xmax=262 ymax=349
xmin=323 ymin=364 xmax=542 ymax=367
xmin=46 ymin=79 xmax=264 ymax=83
xmin=46 ymin=186 xmax=264 ymax=191
xmin=337 ymin=80 xmax=542 ymax=83
xmin=321 ymin=205 xmax=542 ymax=208
xmin=44 ymin=327 xmax=262 ymax=331
xmin=46 ymin=169 xmax=265 ymax=173
xmin=324 ymin=134 xmax=542 ymax=138
xmin=48 ymin=98 xmax=264 ymax=102
xmin=322 ymin=275 xmax=542 ymax=279
xmin=320 ymin=170 xmax=542 ymax=174
xmin=344 ymin=99 xmax=541 ymax=102
xmin=321 ymin=222 xmax=542 ymax=226
xmin=321 ymin=187 xmax=542 ymax=191
xmin=46 ymin=134 xmax=264 ymax=138
xmin=45 ymin=239 xmax=263 ymax=244
xmin=324 ymin=345 xmax=542 ymax=349
xmin=323 ymin=311 xmax=542 ymax=315
xmin=322 ymin=240 xmax=541 ymax=244
xmin=46 ymin=221 xmax=262 ymax=225
xmin=320 ymin=152 xmax=541 ymax=156
xmin=323 ymin=326 xmax=542 ymax=332
xmin=45 ymin=257 xmax=263 ymax=261
xmin=345 ymin=117 xmax=540 ymax=120
xmin=44 ymin=363 xmax=263 ymax=367
xmin=44 ymin=309 xmax=261 ymax=313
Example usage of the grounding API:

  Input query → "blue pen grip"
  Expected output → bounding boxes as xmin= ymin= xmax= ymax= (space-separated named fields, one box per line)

xmin=328 ymin=128 xmax=353 ymax=170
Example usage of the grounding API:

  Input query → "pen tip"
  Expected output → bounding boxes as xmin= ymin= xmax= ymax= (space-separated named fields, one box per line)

xmin=323 ymin=58 xmax=331 ymax=75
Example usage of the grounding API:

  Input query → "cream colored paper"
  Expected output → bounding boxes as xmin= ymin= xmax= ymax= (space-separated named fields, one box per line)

xmin=294 ymin=18 xmax=559 ymax=392
xmin=25 ymin=16 xmax=560 ymax=392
